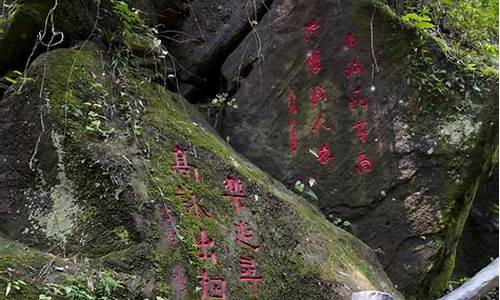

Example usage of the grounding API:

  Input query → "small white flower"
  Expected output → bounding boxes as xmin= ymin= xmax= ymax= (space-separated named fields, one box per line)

xmin=308 ymin=178 xmax=316 ymax=187
xmin=370 ymin=85 xmax=376 ymax=92
xmin=153 ymin=37 xmax=161 ymax=49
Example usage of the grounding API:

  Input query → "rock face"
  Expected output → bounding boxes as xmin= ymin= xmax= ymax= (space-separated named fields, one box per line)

xmin=215 ymin=0 xmax=498 ymax=297
xmin=0 ymin=42 xmax=402 ymax=299
xmin=164 ymin=0 xmax=272 ymax=98
xmin=455 ymin=166 xmax=499 ymax=277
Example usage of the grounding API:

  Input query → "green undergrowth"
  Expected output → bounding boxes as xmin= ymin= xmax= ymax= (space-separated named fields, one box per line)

xmin=0 ymin=241 xmax=135 ymax=300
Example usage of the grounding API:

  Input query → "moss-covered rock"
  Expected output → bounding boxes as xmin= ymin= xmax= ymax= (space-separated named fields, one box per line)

xmin=0 ymin=42 xmax=402 ymax=299
xmin=216 ymin=0 xmax=498 ymax=297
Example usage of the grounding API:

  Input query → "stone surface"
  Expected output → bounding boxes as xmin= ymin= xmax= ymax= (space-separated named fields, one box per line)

xmin=0 ymin=42 xmax=403 ymax=299
xmin=218 ymin=0 xmax=498 ymax=296
xmin=455 ymin=166 xmax=499 ymax=277
xmin=164 ymin=0 xmax=272 ymax=99
xmin=352 ymin=291 xmax=394 ymax=300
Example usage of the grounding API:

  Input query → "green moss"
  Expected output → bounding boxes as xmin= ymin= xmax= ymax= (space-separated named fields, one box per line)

xmin=13 ymin=41 xmax=404 ymax=299
xmin=415 ymin=104 xmax=498 ymax=299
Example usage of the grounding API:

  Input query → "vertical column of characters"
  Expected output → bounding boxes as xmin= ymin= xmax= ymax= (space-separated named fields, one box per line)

xmin=304 ymin=20 xmax=336 ymax=166
xmin=223 ymin=177 xmax=263 ymax=298
xmin=171 ymin=145 xmax=226 ymax=300
xmin=342 ymin=34 xmax=374 ymax=174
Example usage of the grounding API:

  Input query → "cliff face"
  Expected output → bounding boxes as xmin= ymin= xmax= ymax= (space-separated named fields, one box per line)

xmin=0 ymin=41 xmax=402 ymax=299
xmin=0 ymin=0 xmax=497 ymax=299
xmin=165 ymin=0 xmax=498 ymax=297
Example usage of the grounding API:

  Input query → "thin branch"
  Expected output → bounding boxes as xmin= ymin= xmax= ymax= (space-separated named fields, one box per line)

xmin=370 ymin=8 xmax=380 ymax=73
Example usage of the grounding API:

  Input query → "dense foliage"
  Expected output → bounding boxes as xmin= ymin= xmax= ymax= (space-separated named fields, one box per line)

xmin=382 ymin=0 xmax=499 ymax=74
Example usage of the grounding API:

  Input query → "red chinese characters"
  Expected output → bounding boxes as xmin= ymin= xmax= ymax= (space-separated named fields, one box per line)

xmin=172 ymin=265 xmax=188 ymax=298
xmin=199 ymin=269 xmax=226 ymax=300
xmin=287 ymin=90 xmax=299 ymax=116
xmin=195 ymin=227 xmax=217 ymax=264
xmin=185 ymin=195 xmax=211 ymax=218
xmin=304 ymin=20 xmax=321 ymax=43
xmin=223 ymin=177 xmax=246 ymax=214
xmin=343 ymin=32 xmax=375 ymax=173
xmin=343 ymin=32 xmax=359 ymax=50
xmin=352 ymin=120 xmax=369 ymax=144
xmin=317 ymin=144 xmax=335 ymax=165
xmin=349 ymin=87 xmax=368 ymax=111
xmin=287 ymin=90 xmax=299 ymax=153
xmin=234 ymin=220 xmax=260 ymax=252
xmin=289 ymin=123 xmax=298 ymax=152
xmin=310 ymin=112 xmax=332 ymax=133
xmin=306 ymin=50 xmax=322 ymax=75
xmin=356 ymin=152 xmax=374 ymax=173
xmin=310 ymin=85 xmax=326 ymax=107
xmin=239 ymin=256 xmax=262 ymax=296
xmin=171 ymin=145 xmax=200 ymax=182
xmin=159 ymin=206 xmax=178 ymax=247
xmin=177 ymin=187 xmax=211 ymax=218
xmin=344 ymin=58 xmax=364 ymax=79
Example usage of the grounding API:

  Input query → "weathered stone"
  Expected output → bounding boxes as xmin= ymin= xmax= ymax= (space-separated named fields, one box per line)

xmin=352 ymin=291 xmax=394 ymax=300
xmin=164 ymin=0 xmax=272 ymax=98
xmin=0 ymin=43 xmax=403 ymax=299
xmin=218 ymin=0 xmax=498 ymax=297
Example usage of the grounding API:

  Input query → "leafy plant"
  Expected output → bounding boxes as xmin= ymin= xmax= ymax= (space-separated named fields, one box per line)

xmin=42 ymin=271 xmax=125 ymax=300
xmin=202 ymin=93 xmax=238 ymax=127
xmin=381 ymin=0 xmax=498 ymax=77
xmin=1 ymin=277 xmax=26 ymax=297
xmin=111 ymin=0 xmax=142 ymax=39
xmin=293 ymin=180 xmax=318 ymax=202
xmin=203 ymin=93 xmax=238 ymax=114
xmin=330 ymin=217 xmax=352 ymax=231
xmin=402 ymin=12 xmax=435 ymax=29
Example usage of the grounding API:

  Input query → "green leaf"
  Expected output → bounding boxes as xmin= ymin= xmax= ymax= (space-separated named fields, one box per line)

xmin=294 ymin=180 xmax=305 ymax=193
xmin=4 ymin=76 xmax=17 ymax=84
xmin=303 ymin=188 xmax=318 ymax=201
xmin=415 ymin=21 xmax=435 ymax=29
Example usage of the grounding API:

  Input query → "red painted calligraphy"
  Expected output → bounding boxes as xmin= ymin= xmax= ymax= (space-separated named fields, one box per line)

xmin=304 ymin=20 xmax=321 ymax=43
xmin=289 ymin=120 xmax=298 ymax=152
xmin=185 ymin=195 xmax=211 ymax=218
xmin=180 ymin=188 xmax=211 ymax=218
xmin=172 ymin=265 xmax=188 ymax=299
xmin=356 ymin=152 xmax=374 ymax=173
xmin=317 ymin=144 xmax=335 ymax=165
xmin=234 ymin=220 xmax=260 ymax=252
xmin=239 ymin=256 xmax=262 ymax=297
xmin=287 ymin=90 xmax=298 ymax=116
xmin=310 ymin=85 xmax=326 ymax=107
xmin=223 ymin=177 xmax=246 ymax=214
xmin=343 ymin=32 xmax=359 ymax=50
xmin=287 ymin=90 xmax=299 ymax=153
xmin=352 ymin=120 xmax=369 ymax=144
xmin=344 ymin=58 xmax=363 ymax=79
xmin=199 ymin=269 xmax=226 ymax=300
xmin=195 ymin=227 xmax=217 ymax=264
xmin=310 ymin=112 xmax=332 ymax=133
xmin=349 ymin=95 xmax=368 ymax=111
xmin=306 ymin=50 xmax=322 ymax=75
xmin=171 ymin=145 xmax=190 ymax=176
xmin=159 ymin=206 xmax=178 ymax=247
xmin=171 ymin=145 xmax=200 ymax=182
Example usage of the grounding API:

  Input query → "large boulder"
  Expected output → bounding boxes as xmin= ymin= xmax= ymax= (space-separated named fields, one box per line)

xmin=218 ymin=0 xmax=498 ymax=297
xmin=0 ymin=42 xmax=402 ymax=299
xmin=163 ymin=0 xmax=272 ymax=98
